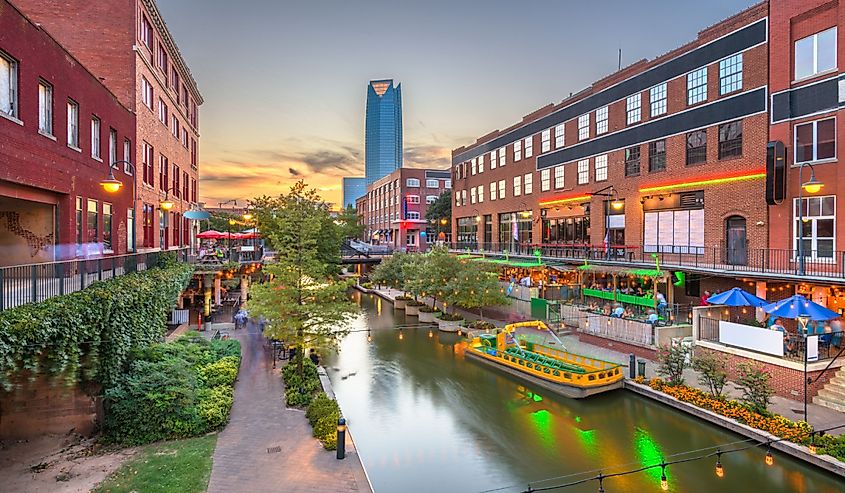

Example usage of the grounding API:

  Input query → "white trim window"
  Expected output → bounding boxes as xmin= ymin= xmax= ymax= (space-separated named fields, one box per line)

xmin=626 ymin=94 xmax=641 ymax=124
xmin=795 ymin=27 xmax=837 ymax=81
xmin=158 ymin=98 xmax=168 ymax=126
xmin=407 ymin=212 xmax=420 ymax=220
xmin=489 ymin=182 xmax=496 ymax=201
xmin=123 ymin=138 xmax=132 ymax=174
xmin=719 ymin=53 xmax=743 ymax=95
xmin=794 ymin=195 xmax=835 ymax=260
xmin=490 ymin=151 xmax=497 ymax=169
xmin=650 ymin=83 xmax=667 ymax=117
xmin=540 ymin=168 xmax=551 ymax=191
xmin=795 ymin=118 xmax=836 ymax=163
xmin=578 ymin=114 xmax=590 ymax=141
xmin=644 ymin=210 xmax=705 ymax=254
xmin=596 ymin=106 xmax=608 ymax=134
xmin=426 ymin=195 xmax=437 ymax=204
xmin=406 ymin=178 xmax=420 ymax=187
xmin=514 ymin=140 xmax=522 ymax=161
xmin=554 ymin=166 xmax=565 ymax=189
xmin=498 ymin=147 xmax=506 ymax=167
xmin=461 ymin=189 xmax=466 ymax=206
xmin=67 ymin=99 xmax=79 ymax=149
xmin=477 ymin=184 xmax=484 ymax=203
xmin=498 ymin=179 xmax=506 ymax=200
xmin=524 ymin=136 xmax=533 ymax=159
xmin=0 ymin=51 xmax=18 ymax=118
xmin=594 ymin=154 xmax=608 ymax=181
xmin=470 ymin=187 xmax=477 ymax=204
xmin=38 ymin=80 xmax=53 ymax=135
xmin=141 ymin=77 xmax=153 ymax=109
xmin=445 ymin=179 xmax=452 ymax=189
xmin=523 ymin=173 xmax=533 ymax=195
xmin=478 ymin=154 xmax=484 ymax=173
xmin=109 ymin=128 xmax=117 ymax=165
xmin=455 ymin=191 xmax=461 ymax=207
xmin=407 ymin=195 xmax=420 ymax=204
xmin=513 ymin=175 xmax=522 ymax=197
xmin=471 ymin=157 xmax=477 ymax=175
xmin=426 ymin=179 xmax=438 ymax=188
xmin=687 ymin=67 xmax=707 ymax=105
xmin=577 ymin=159 xmax=589 ymax=184
xmin=541 ymin=129 xmax=551 ymax=152
xmin=554 ymin=124 xmax=565 ymax=148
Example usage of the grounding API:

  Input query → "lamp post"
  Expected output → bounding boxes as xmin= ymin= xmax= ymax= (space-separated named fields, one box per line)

xmin=336 ymin=417 xmax=347 ymax=460
xmin=228 ymin=218 xmax=236 ymax=261
xmin=100 ymin=160 xmax=136 ymax=252
xmin=796 ymin=162 xmax=823 ymax=276
xmin=798 ymin=314 xmax=810 ymax=423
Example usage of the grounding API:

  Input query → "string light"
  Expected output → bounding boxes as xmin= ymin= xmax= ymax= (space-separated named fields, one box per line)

xmin=660 ymin=463 xmax=669 ymax=491
xmin=764 ymin=445 xmax=774 ymax=466
xmin=714 ymin=450 xmax=724 ymax=478
xmin=367 ymin=332 xmax=372 ymax=343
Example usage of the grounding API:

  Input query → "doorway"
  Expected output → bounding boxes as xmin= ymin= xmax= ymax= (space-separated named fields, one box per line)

xmin=725 ymin=216 xmax=747 ymax=265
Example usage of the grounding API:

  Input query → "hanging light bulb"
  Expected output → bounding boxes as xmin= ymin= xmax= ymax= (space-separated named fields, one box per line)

xmin=765 ymin=448 xmax=774 ymax=466
xmin=715 ymin=451 xmax=724 ymax=478
xmin=660 ymin=463 xmax=669 ymax=491
xmin=597 ymin=475 xmax=605 ymax=493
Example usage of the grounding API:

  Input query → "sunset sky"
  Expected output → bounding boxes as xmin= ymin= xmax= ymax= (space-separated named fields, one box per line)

xmin=157 ymin=0 xmax=757 ymax=208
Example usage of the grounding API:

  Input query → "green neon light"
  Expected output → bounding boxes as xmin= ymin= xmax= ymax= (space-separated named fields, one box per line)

xmin=575 ymin=416 xmax=582 ymax=423
xmin=532 ymin=393 xmax=543 ymax=402
xmin=529 ymin=409 xmax=555 ymax=452
xmin=634 ymin=428 xmax=666 ymax=484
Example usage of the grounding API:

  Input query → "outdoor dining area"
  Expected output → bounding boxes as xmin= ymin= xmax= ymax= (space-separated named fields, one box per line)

xmin=196 ymin=229 xmax=262 ymax=263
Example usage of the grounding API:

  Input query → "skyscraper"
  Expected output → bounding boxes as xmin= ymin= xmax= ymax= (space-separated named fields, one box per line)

xmin=342 ymin=177 xmax=366 ymax=209
xmin=365 ymin=79 xmax=402 ymax=185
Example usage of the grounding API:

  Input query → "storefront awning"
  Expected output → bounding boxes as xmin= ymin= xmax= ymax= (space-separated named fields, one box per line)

xmin=577 ymin=264 xmax=667 ymax=279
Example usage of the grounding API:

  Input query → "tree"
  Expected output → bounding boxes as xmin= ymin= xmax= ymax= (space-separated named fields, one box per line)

xmin=202 ymin=211 xmax=240 ymax=233
xmin=335 ymin=205 xmax=363 ymax=240
xmin=736 ymin=362 xmax=774 ymax=414
xmin=445 ymin=261 xmax=508 ymax=319
xmin=692 ymin=351 xmax=728 ymax=398
xmin=414 ymin=247 xmax=465 ymax=310
xmin=369 ymin=251 xmax=411 ymax=292
xmin=655 ymin=344 xmax=690 ymax=386
xmin=425 ymin=190 xmax=451 ymax=238
xmin=248 ymin=181 xmax=358 ymax=378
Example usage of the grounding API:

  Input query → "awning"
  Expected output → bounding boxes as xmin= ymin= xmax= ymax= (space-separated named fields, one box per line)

xmin=576 ymin=264 xmax=667 ymax=279
xmin=184 ymin=210 xmax=211 ymax=220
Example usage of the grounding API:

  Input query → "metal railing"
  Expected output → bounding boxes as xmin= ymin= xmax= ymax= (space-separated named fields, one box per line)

xmin=450 ymin=242 xmax=845 ymax=280
xmin=0 ymin=249 xmax=188 ymax=311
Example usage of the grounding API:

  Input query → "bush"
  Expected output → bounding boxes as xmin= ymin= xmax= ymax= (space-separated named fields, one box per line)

xmin=655 ymin=343 xmax=689 ymax=386
xmin=211 ymin=339 xmax=242 ymax=360
xmin=394 ymin=294 xmax=414 ymax=301
xmin=405 ymin=300 xmax=425 ymax=307
xmin=281 ymin=357 xmax=321 ymax=407
xmin=197 ymin=385 xmax=234 ymax=429
xmin=692 ymin=351 xmax=728 ymax=398
xmin=306 ymin=392 xmax=341 ymax=450
xmin=418 ymin=305 xmax=438 ymax=313
xmin=815 ymin=434 xmax=845 ymax=461
xmin=467 ymin=320 xmax=496 ymax=331
xmin=735 ymin=362 xmax=774 ymax=414
xmin=437 ymin=312 xmax=464 ymax=322
xmin=360 ymin=282 xmax=373 ymax=289
xmin=197 ymin=356 xmax=240 ymax=388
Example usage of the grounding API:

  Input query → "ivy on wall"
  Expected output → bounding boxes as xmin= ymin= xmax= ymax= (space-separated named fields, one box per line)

xmin=0 ymin=256 xmax=194 ymax=391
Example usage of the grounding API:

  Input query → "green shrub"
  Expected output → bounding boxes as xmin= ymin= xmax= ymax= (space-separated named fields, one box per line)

xmin=306 ymin=392 xmax=341 ymax=450
xmin=197 ymin=356 xmax=240 ymax=388
xmin=197 ymin=385 xmax=234 ymax=429
xmin=437 ymin=312 xmax=464 ymax=321
xmin=281 ymin=357 xmax=322 ymax=407
xmin=406 ymin=300 xmax=425 ymax=307
xmin=815 ymin=434 xmax=845 ymax=461
xmin=418 ymin=305 xmax=438 ymax=313
xmin=211 ymin=339 xmax=242 ymax=360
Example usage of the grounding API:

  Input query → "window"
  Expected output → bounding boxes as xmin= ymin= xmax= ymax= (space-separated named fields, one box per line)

xmin=644 ymin=209 xmax=705 ymax=254
xmin=513 ymin=175 xmax=522 ymax=196
xmin=0 ymin=52 xmax=18 ymax=118
xmin=524 ymin=173 xmax=533 ymax=194
xmin=173 ymin=165 xmax=180 ymax=197
xmin=524 ymin=136 xmax=533 ymax=159
xmin=109 ymin=128 xmax=117 ymax=165
xmin=795 ymin=118 xmax=836 ymax=163
xmin=514 ymin=140 xmax=522 ymax=161
xmin=541 ymin=129 xmax=551 ymax=152
xmin=498 ymin=147 xmax=506 ymax=167
xmin=718 ymin=121 xmax=742 ymax=159
xmin=426 ymin=195 xmax=438 ymax=204
xmin=159 ymin=155 xmax=168 ymax=191
xmin=103 ymin=203 xmax=113 ymax=252
xmin=554 ymin=166 xmax=565 ymax=189
xmin=407 ymin=195 xmax=420 ymax=204
xmin=445 ymin=179 xmax=452 ymax=189
xmin=650 ymin=83 xmax=666 ymax=117
xmin=183 ymin=170 xmax=189 ymax=198
xmin=719 ymin=54 xmax=743 ymax=95
xmin=91 ymin=116 xmax=101 ymax=159
xmin=406 ymin=178 xmax=420 ymax=187
xmin=478 ymin=155 xmax=484 ymax=173
xmin=477 ymin=184 xmax=484 ymax=203
xmin=498 ymin=180 xmax=506 ymax=199
xmin=87 ymin=199 xmax=99 ymax=244
xmin=649 ymin=140 xmax=666 ymax=172
xmin=686 ymin=130 xmax=707 ymax=165
xmin=75 ymin=197 xmax=83 ymax=252
xmin=594 ymin=154 xmax=608 ymax=181
xmin=140 ymin=15 xmax=152 ymax=47
xmin=141 ymin=77 xmax=153 ymax=109
xmin=157 ymin=41 xmax=168 ymax=74
xmin=127 ymin=208 xmax=135 ymax=252
xmin=38 ymin=81 xmax=52 ymax=134
xmin=795 ymin=28 xmax=837 ymax=80
xmin=794 ymin=195 xmax=835 ymax=259
xmin=460 ymin=189 xmax=466 ymax=206
xmin=426 ymin=179 xmax=438 ymax=188
xmin=489 ymin=183 xmax=496 ymax=201
xmin=191 ymin=178 xmax=197 ymax=202
xmin=540 ymin=169 xmax=551 ymax=191
xmin=182 ymin=128 xmax=188 ymax=148
xmin=124 ymin=139 xmax=132 ymax=174
xmin=471 ymin=158 xmax=477 ymax=175
xmin=470 ymin=187 xmax=477 ymax=204
xmin=67 ymin=100 xmax=79 ymax=148
xmin=577 ymin=159 xmax=589 ymax=184
xmin=158 ymin=99 xmax=168 ymax=125
xmin=578 ymin=114 xmax=590 ymax=140
xmin=172 ymin=116 xmax=180 ymax=138
xmin=624 ymin=146 xmax=641 ymax=176
xmin=489 ymin=151 xmax=497 ymax=170
xmin=626 ymin=94 xmax=641 ymax=124
xmin=596 ymin=106 xmax=608 ymax=134
xmin=554 ymin=124 xmax=565 ymax=148
xmin=142 ymin=141 xmax=154 ymax=186
xmin=687 ymin=67 xmax=707 ymax=105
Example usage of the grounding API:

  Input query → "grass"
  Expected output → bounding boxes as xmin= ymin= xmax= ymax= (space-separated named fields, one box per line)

xmin=93 ymin=434 xmax=217 ymax=493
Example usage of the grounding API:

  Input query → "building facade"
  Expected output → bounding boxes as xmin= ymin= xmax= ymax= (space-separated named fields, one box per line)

xmin=360 ymin=168 xmax=451 ymax=251
xmin=0 ymin=0 xmax=135 ymax=266
xmin=15 ymin=0 xmax=203 ymax=253
xmin=365 ymin=79 xmax=402 ymax=185
xmin=342 ymin=176 xmax=366 ymax=209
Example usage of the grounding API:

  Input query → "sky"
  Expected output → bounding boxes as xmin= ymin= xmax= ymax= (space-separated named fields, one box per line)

xmin=157 ymin=0 xmax=758 ymax=208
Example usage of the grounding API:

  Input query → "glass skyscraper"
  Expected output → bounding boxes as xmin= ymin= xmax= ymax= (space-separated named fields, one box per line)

xmin=365 ymin=79 xmax=403 ymax=185
xmin=342 ymin=177 xmax=366 ymax=209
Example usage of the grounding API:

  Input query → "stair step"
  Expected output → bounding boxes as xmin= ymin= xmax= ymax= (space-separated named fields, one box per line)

xmin=813 ymin=396 xmax=845 ymax=413
xmin=818 ymin=386 xmax=845 ymax=402
xmin=829 ymin=376 xmax=845 ymax=386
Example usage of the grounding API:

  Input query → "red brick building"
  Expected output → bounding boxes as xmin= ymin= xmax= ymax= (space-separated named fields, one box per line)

xmin=15 ymin=0 xmax=203 ymax=253
xmin=359 ymin=168 xmax=451 ymax=251
xmin=0 ymin=0 xmax=135 ymax=266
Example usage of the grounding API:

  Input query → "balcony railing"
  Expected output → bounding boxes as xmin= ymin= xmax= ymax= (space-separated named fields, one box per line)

xmin=0 ymin=249 xmax=188 ymax=311
xmin=449 ymin=242 xmax=845 ymax=281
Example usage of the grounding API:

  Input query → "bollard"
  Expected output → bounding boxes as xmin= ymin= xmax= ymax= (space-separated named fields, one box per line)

xmin=628 ymin=353 xmax=636 ymax=379
xmin=637 ymin=360 xmax=646 ymax=378
xmin=336 ymin=418 xmax=346 ymax=460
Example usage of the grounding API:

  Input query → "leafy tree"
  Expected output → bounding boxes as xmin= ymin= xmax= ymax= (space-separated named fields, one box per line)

xmin=369 ymin=251 xmax=411 ymax=293
xmin=425 ymin=190 xmax=451 ymax=238
xmin=736 ymin=362 xmax=774 ymax=414
xmin=415 ymin=247 xmax=464 ymax=310
xmin=692 ymin=351 xmax=728 ymax=398
xmin=336 ymin=205 xmax=364 ymax=240
xmin=655 ymin=344 xmax=690 ymax=386
xmin=445 ymin=261 xmax=508 ymax=319
xmin=248 ymin=181 xmax=358 ymax=377
xmin=202 ymin=211 xmax=240 ymax=233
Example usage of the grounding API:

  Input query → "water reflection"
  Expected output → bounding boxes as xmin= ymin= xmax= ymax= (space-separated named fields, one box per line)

xmin=324 ymin=292 xmax=842 ymax=493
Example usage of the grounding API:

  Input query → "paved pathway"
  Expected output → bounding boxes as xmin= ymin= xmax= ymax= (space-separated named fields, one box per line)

xmin=207 ymin=322 xmax=371 ymax=493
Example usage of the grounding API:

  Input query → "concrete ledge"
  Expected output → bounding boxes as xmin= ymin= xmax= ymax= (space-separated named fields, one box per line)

xmin=625 ymin=380 xmax=845 ymax=478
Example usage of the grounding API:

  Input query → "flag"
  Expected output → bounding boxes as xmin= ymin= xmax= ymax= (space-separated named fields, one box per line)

xmin=512 ymin=213 xmax=518 ymax=242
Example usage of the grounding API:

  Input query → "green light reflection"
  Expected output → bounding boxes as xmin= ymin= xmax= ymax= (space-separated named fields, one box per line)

xmin=634 ymin=427 xmax=666 ymax=485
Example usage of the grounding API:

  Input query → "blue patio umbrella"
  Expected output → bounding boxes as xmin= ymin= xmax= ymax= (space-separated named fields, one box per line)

xmin=706 ymin=287 xmax=768 ymax=307
xmin=762 ymin=294 xmax=839 ymax=321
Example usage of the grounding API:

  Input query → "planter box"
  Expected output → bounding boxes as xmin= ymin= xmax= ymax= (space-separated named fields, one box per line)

xmin=418 ymin=310 xmax=440 ymax=323
xmin=406 ymin=304 xmax=421 ymax=316
xmin=436 ymin=316 xmax=464 ymax=332
xmin=393 ymin=298 xmax=408 ymax=310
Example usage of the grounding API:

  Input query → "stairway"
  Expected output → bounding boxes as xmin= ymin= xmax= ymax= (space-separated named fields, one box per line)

xmin=814 ymin=367 xmax=845 ymax=413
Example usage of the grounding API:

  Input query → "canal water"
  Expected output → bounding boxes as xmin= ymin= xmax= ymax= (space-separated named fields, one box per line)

xmin=324 ymin=292 xmax=841 ymax=493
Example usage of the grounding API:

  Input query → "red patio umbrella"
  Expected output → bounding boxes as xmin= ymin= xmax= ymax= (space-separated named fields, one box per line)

xmin=197 ymin=230 xmax=227 ymax=239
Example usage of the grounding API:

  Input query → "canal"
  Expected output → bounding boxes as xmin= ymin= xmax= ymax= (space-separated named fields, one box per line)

xmin=324 ymin=292 xmax=841 ymax=493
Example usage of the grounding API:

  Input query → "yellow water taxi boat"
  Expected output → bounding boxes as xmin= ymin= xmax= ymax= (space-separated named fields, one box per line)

xmin=465 ymin=321 xmax=624 ymax=398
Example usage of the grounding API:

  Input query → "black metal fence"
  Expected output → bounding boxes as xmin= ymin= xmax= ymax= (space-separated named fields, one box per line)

xmin=0 ymin=249 xmax=189 ymax=311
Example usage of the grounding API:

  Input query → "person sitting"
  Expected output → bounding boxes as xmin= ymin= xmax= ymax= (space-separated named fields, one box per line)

xmin=770 ymin=317 xmax=786 ymax=333
xmin=612 ymin=305 xmax=624 ymax=318
xmin=646 ymin=309 xmax=659 ymax=325
xmin=783 ymin=331 xmax=796 ymax=355
xmin=623 ymin=306 xmax=635 ymax=318
xmin=635 ymin=286 xmax=645 ymax=297
xmin=602 ymin=303 xmax=612 ymax=316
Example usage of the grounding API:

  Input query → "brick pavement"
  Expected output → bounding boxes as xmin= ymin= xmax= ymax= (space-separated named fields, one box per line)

xmin=207 ymin=322 xmax=372 ymax=493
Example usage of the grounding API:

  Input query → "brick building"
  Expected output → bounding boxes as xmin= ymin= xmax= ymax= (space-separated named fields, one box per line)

xmin=359 ymin=168 xmax=451 ymax=251
xmin=0 ymin=0 xmax=135 ymax=266
xmin=15 ymin=0 xmax=203 ymax=252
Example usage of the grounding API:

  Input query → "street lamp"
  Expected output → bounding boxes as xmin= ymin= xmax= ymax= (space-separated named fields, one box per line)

xmin=100 ymin=160 xmax=137 ymax=252
xmin=797 ymin=162 xmax=824 ymax=276
xmin=798 ymin=314 xmax=810 ymax=423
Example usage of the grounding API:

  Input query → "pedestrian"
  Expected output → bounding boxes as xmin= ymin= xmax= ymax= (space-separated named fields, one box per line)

xmin=309 ymin=350 xmax=320 ymax=366
xmin=700 ymin=290 xmax=711 ymax=306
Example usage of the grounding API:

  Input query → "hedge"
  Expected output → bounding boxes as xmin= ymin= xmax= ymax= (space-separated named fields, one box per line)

xmin=0 ymin=255 xmax=193 ymax=390
xmin=306 ymin=392 xmax=341 ymax=450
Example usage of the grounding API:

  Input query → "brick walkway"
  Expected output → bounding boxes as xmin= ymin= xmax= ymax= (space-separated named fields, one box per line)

xmin=207 ymin=322 xmax=372 ymax=493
